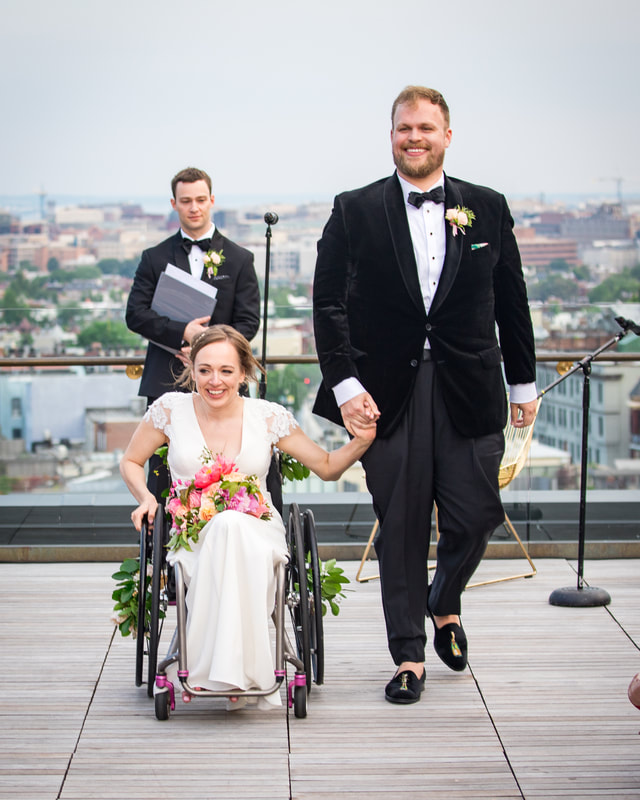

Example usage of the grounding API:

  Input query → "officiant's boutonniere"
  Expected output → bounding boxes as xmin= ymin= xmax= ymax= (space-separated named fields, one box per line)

xmin=445 ymin=205 xmax=476 ymax=237
xmin=203 ymin=249 xmax=225 ymax=278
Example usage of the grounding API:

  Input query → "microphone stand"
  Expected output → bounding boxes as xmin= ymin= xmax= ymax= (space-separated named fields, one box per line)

xmin=259 ymin=212 xmax=278 ymax=400
xmin=546 ymin=316 xmax=640 ymax=607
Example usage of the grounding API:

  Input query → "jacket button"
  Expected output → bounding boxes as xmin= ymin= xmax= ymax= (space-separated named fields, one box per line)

xmin=425 ymin=323 xmax=432 ymax=331
xmin=410 ymin=359 xmax=418 ymax=367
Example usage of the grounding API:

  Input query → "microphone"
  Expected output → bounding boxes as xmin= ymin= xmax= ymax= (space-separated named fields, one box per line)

xmin=615 ymin=316 xmax=640 ymax=336
xmin=264 ymin=211 xmax=279 ymax=226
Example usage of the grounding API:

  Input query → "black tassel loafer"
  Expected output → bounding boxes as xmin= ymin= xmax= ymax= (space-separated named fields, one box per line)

xmin=384 ymin=669 xmax=426 ymax=704
xmin=431 ymin=619 xmax=468 ymax=672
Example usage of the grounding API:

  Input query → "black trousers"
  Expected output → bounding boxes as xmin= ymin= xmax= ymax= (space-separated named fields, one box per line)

xmin=361 ymin=359 xmax=505 ymax=665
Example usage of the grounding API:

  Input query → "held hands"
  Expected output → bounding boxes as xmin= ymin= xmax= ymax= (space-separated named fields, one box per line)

xmin=510 ymin=399 xmax=538 ymax=428
xmin=340 ymin=392 xmax=380 ymax=438
xmin=350 ymin=419 xmax=377 ymax=444
xmin=130 ymin=493 xmax=158 ymax=533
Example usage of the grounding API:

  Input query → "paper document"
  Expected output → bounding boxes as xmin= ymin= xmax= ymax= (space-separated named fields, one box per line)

xmin=150 ymin=263 xmax=218 ymax=354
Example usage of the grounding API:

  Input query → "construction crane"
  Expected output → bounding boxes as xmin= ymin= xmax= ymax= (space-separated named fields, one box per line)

xmin=598 ymin=177 xmax=623 ymax=204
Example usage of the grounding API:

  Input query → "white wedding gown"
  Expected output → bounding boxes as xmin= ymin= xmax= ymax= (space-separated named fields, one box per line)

xmin=144 ymin=392 xmax=293 ymax=708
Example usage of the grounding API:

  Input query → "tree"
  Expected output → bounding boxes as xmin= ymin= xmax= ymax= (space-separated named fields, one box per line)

xmin=97 ymin=259 xmax=122 ymax=275
xmin=264 ymin=364 xmax=321 ymax=413
xmin=528 ymin=275 xmax=577 ymax=302
xmin=71 ymin=265 xmax=102 ymax=280
xmin=573 ymin=265 xmax=591 ymax=281
xmin=47 ymin=257 xmax=60 ymax=272
xmin=76 ymin=320 xmax=140 ymax=349
xmin=548 ymin=258 xmax=571 ymax=273
xmin=588 ymin=272 xmax=640 ymax=303
xmin=0 ymin=286 xmax=32 ymax=325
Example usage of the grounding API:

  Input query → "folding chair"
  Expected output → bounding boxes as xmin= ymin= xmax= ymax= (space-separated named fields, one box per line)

xmin=356 ymin=400 xmax=540 ymax=585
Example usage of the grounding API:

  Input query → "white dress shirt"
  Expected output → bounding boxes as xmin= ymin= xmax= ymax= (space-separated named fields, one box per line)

xmin=181 ymin=224 xmax=216 ymax=278
xmin=332 ymin=175 xmax=536 ymax=408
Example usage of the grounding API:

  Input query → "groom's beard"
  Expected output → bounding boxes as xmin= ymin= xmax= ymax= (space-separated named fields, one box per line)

xmin=393 ymin=146 xmax=446 ymax=182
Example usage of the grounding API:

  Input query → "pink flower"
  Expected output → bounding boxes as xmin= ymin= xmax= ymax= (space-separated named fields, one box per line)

xmin=194 ymin=456 xmax=237 ymax=487
xmin=167 ymin=496 xmax=188 ymax=520
xmin=188 ymin=489 xmax=202 ymax=509
xmin=194 ymin=463 xmax=223 ymax=488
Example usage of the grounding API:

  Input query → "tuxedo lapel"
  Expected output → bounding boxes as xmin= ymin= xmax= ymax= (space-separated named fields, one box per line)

xmin=170 ymin=231 xmax=191 ymax=274
xmin=429 ymin=175 xmax=463 ymax=316
xmin=383 ymin=175 xmax=425 ymax=316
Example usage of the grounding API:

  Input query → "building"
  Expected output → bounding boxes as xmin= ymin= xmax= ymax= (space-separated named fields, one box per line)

xmin=535 ymin=360 xmax=638 ymax=467
xmin=515 ymin=230 xmax=579 ymax=268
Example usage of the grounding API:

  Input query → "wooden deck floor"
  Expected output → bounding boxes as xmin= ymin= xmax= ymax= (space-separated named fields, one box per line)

xmin=1 ymin=557 xmax=639 ymax=800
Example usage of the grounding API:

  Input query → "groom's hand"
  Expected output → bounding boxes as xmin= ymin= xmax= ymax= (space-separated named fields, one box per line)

xmin=340 ymin=392 xmax=380 ymax=436
xmin=510 ymin=399 xmax=538 ymax=428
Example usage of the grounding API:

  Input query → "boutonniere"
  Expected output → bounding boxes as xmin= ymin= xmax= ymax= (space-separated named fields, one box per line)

xmin=445 ymin=205 xmax=476 ymax=237
xmin=203 ymin=249 xmax=225 ymax=278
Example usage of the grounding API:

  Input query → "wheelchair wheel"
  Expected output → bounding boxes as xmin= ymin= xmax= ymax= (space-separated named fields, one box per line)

xmin=134 ymin=509 xmax=168 ymax=698
xmin=303 ymin=509 xmax=325 ymax=686
xmin=286 ymin=504 xmax=312 ymax=691
xmin=134 ymin=518 xmax=152 ymax=687
xmin=146 ymin=507 xmax=168 ymax=697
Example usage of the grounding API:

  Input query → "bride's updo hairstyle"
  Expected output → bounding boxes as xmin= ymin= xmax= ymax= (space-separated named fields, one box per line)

xmin=177 ymin=324 xmax=265 ymax=391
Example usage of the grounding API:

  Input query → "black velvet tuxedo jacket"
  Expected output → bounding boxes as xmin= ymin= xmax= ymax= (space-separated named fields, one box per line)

xmin=126 ymin=229 xmax=260 ymax=399
xmin=312 ymin=173 xmax=536 ymax=439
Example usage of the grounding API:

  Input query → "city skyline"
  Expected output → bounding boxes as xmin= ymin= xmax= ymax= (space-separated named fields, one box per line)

xmin=2 ymin=0 xmax=639 ymax=204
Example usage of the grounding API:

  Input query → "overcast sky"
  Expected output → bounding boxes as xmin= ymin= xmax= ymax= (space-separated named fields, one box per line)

xmin=2 ymin=0 xmax=638 ymax=207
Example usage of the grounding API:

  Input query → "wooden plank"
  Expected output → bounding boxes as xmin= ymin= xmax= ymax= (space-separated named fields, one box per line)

xmin=0 ymin=559 xmax=639 ymax=799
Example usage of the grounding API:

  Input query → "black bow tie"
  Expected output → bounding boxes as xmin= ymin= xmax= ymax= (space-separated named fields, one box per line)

xmin=407 ymin=187 xmax=445 ymax=208
xmin=181 ymin=237 xmax=212 ymax=254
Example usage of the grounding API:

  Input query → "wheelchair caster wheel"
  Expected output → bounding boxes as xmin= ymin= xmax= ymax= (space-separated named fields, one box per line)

xmin=155 ymin=690 xmax=171 ymax=720
xmin=293 ymin=683 xmax=307 ymax=718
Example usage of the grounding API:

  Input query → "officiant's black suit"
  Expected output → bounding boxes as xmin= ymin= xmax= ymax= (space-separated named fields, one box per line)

xmin=126 ymin=228 xmax=260 ymax=400
xmin=313 ymin=172 xmax=536 ymax=665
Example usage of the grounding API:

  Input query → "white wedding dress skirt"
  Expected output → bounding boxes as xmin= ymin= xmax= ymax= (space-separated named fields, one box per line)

xmin=167 ymin=510 xmax=288 ymax=707
xmin=144 ymin=393 xmax=296 ymax=710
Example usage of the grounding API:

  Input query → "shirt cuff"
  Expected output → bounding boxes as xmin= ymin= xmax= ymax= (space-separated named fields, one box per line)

xmin=509 ymin=382 xmax=538 ymax=404
xmin=333 ymin=377 xmax=367 ymax=407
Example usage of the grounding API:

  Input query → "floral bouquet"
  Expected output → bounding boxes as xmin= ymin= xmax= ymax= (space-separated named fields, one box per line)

xmin=165 ymin=449 xmax=271 ymax=552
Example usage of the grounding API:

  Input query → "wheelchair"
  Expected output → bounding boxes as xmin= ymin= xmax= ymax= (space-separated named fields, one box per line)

xmin=134 ymin=494 xmax=325 ymax=721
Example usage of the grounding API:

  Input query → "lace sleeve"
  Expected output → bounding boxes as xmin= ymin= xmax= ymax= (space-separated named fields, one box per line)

xmin=142 ymin=393 xmax=182 ymax=436
xmin=254 ymin=400 xmax=299 ymax=445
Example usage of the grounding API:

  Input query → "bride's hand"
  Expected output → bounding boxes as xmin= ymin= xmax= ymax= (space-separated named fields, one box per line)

xmin=350 ymin=419 xmax=377 ymax=444
xmin=130 ymin=494 xmax=158 ymax=532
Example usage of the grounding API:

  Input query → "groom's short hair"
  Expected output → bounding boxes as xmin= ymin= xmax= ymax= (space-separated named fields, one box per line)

xmin=171 ymin=167 xmax=212 ymax=197
xmin=391 ymin=86 xmax=450 ymax=129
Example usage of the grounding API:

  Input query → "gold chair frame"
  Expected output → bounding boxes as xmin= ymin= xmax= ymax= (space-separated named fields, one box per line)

xmin=356 ymin=400 xmax=540 ymax=586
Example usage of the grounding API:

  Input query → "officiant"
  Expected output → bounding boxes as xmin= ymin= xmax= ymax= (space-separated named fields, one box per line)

xmin=126 ymin=166 xmax=260 ymax=498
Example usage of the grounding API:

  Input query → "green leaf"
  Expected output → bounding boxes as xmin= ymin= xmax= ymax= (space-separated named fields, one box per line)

xmin=120 ymin=586 xmax=135 ymax=603
xmin=280 ymin=453 xmax=310 ymax=482
xmin=154 ymin=445 xmax=168 ymax=464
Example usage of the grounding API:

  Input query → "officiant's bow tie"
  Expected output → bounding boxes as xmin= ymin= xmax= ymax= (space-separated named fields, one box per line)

xmin=407 ymin=187 xmax=445 ymax=208
xmin=181 ymin=237 xmax=212 ymax=254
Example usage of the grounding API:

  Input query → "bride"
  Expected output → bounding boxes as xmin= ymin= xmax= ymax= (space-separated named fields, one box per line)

xmin=120 ymin=324 xmax=377 ymax=708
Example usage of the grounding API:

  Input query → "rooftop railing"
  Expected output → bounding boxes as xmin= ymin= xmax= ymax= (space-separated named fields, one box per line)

xmin=1 ymin=350 xmax=640 ymax=560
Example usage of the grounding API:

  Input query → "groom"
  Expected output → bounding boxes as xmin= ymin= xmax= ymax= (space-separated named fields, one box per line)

xmin=312 ymin=86 xmax=537 ymax=703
